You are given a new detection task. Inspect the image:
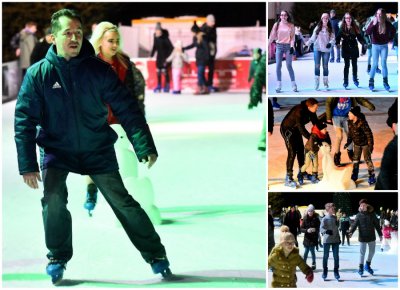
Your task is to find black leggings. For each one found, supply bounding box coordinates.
[343,57,358,80]
[280,126,305,177]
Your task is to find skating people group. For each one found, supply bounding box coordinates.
[278,97,397,189]
[268,8,397,93]
[269,199,396,287]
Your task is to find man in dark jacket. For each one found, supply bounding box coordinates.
[348,199,382,276]
[14,9,170,285]
[284,206,301,247]
[280,98,320,187]
[150,22,173,92]
[329,9,341,63]
[201,14,218,92]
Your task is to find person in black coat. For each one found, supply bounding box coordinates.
[150,22,173,92]
[30,27,52,65]
[329,10,341,62]
[284,206,301,247]
[300,204,320,270]
[336,12,366,88]
[280,98,320,187]
[201,14,218,91]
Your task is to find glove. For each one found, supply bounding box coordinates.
[344,142,351,150]
[306,270,314,283]
[326,43,332,49]
[289,47,295,55]
[325,230,333,235]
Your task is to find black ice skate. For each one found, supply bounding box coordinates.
[46,259,66,285]
[334,269,340,281]
[150,257,173,279]
[358,264,364,276]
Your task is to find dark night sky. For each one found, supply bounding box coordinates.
[269,192,398,213]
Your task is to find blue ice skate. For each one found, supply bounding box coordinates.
[285,175,297,188]
[358,264,364,276]
[334,270,340,281]
[153,85,161,93]
[383,78,390,92]
[364,262,374,275]
[151,257,173,279]
[322,268,328,281]
[368,174,376,186]
[163,84,170,93]
[368,78,374,92]
[353,76,359,87]
[46,259,66,285]
[84,183,98,217]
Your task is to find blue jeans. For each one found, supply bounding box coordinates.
[370,44,388,78]
[367,47,373,66]
[314,50,330,76]
[41,168,166,262]
[330,45,341,61]
[275,43,295,81]
[304,245,316,265]
[323,243,340,270]
[197,64,206,86]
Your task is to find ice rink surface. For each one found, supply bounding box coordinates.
[2,91,266,288]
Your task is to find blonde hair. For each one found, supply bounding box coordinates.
[90,21,128,69]
[279,225,293,243]
[280,231,295,245]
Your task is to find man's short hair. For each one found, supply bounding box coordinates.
[325,202,335,210]
[51,9,82,35]
[306,97,319,107]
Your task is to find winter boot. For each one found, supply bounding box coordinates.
[314,76,320,91]
[334,152,341,166]
[163,83,170,93]
[312,262,316,270]
[353,76,359,87]
[292,81,298,92]
[334,269,340,280]
[351,167,359,182]
[285,174,297,188]
[368,172,376,185]
[84,183,98,217]
[311,172,320,184]
[376,67,381,74]
[150,257,173,278]
[322,268,328,280]
[153,84,161,93]
[358,264,364,276]
[323,76,329,91]
[276,81,282,93]
[383,77,390,91]
[343,78,349,89]
[347,149,354,161]
[368,78,374,91]
[364,261,374,275]
[367,64,371,73]
[46,259,66,285]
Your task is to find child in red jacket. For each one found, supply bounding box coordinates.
[381,219,394,251]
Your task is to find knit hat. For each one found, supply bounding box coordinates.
[175,40,182,48]
[191,21,200,33]
[206,14,216,24]
[350,106,362,118]
[359,198,368,205]
[384,219,390,226]
[307,204,315,212]
[316,122,327,131]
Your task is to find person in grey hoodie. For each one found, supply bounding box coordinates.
[320,202,341,280]
[348,199,382,276]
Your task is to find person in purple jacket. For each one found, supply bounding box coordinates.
[366,8,396,92]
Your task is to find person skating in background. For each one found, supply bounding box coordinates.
[201,14,218,92]
[348,199,382,276]
[299,122,331,184]
[151,22,173,93]
[166,40,189,94]
[336,12,366,89]
[14,9,170,284]
[268,10,298,93]
[329,9,341,63]
[249,52,265,109]
[300,204,320,270]
[19,21,38,77]
[248,48,262,83]
[284,205,301,247]
[306,13,335,91]
[294,26,305,58]
[320,202,341,281]
[365,8,396,91]
[381,219,394,251]
[184,21,210,95]
[325,97,375,167]
[280,98,319,187]
[344,106,376,185]
[30,27,52,65]
[268,226,314,287]
[339,211,351,246]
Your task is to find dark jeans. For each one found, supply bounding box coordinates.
[343,57,358,80]
[341,230,350,245]
[280,127,305,177]
[323,243,340,270]
[304,245,316,264]
[206,56,215,87]
[197,64,206,86]
[41,168,166,263]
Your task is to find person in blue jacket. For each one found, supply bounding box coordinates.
[14,9,171,285]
